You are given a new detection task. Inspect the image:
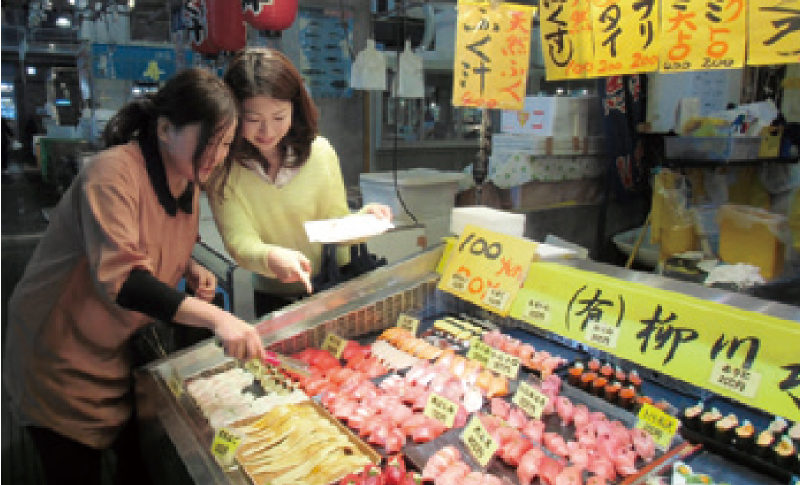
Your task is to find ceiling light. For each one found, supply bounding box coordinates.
[55,16,71,28]
[26,66,37,76]
[129,0,135,8]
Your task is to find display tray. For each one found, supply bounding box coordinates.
[404,377,685,485]
[232,400,380,485]
[680,427,798,483]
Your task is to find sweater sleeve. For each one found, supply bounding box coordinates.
[207,173,279,277]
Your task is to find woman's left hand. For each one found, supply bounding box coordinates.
[186,260,217,302]
[361,203,393,221]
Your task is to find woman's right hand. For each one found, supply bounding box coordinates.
[173,297,267,362]
[266,247,313,294]
[213,312,266,362]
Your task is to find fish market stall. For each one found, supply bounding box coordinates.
[135,238,800,485]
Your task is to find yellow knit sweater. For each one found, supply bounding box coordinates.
[208,136,351,293]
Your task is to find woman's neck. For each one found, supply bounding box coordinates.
[160,147,190,198]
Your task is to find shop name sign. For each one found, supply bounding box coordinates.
[510,262,800,421]
[439,224,537,316]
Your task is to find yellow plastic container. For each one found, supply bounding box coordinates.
[718,205,787,280]
[659,223,696,261]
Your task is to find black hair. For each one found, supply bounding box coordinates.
[103,68,237,179]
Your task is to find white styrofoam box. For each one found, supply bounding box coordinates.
[500,96,597,137]
[360,168,465,228]
[450,206,526,238]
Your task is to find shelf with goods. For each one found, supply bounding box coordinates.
[135,233,799,485]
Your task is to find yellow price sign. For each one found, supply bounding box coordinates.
[585,321,621,350]
[438,224,537,316]
[210,427,242,467]
[709,361,762,399]
[321,333,348,359]
[461,415,499,467]
[523,298,551,324]
[166,367,183,398]
[636,403,679,451]
[467,337,494,365]
[423,393,458,428]
[396,314,420,336]
[512,381,549,420]
[486,349,521,380]
[748,1,800,66]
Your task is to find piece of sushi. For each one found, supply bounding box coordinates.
[755,429,776,460]
[733,419,755,452]
[773,434,797,468]
[714,412,738,444]
[699,407,722,436]
[682,401,704,431]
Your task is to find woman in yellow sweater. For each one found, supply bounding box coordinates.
[208,48,391,315]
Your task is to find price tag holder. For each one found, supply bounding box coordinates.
[709,361,761,398]
[486,349,520,380]
[211,427,242,468]
[321,333,348,359]
[166,367,183,398]
[467,337,493,365]
[512,381,549,420]
[461,415,498,468]
[636,403,679,451]
[438,224,537,316]
[396,313,420,336]
[423,393,458,428]
[585,321,621,350]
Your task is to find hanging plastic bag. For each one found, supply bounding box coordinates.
[350,39,387,91]
[394,40,424,98]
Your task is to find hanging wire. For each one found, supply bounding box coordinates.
[392,0,418,224]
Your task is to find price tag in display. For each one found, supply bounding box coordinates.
[166,367,183,398]
[321,333,348,359]
[461,415,499,467]
[423,393,458,428]
[709,361,761,398]
[636,403,679,451]
[467,337,494,365]
[524,298,551,324]
[244,358,266,377]
[210,427,242,467]
[486,349,521,380]
[438,224,537,316]
[396,314,420,336]
[512,381,549,420]
[585,321,621,350]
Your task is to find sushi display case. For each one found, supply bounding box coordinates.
[135,245,800,485]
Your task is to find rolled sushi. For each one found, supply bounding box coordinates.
[733,419,755,452]
[700,407,723,436]
[682,401,704,431]
[714,413,738,444]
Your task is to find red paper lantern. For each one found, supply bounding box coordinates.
[207,0,246,52]
[242,0,298,31]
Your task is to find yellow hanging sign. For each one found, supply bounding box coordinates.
[510,262,800,421]
[748,0,800,66]
[540,0,595,80]
[438,224,537,316]
[660,0,746,72]
[453,2,537,109]
[589,0,660,77]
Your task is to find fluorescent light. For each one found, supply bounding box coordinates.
[55,16,71,28]
[68,0,75,5]
[129,0,135,8]
[26,66,37,76]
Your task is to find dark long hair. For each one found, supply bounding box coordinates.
[220,48,318,177]
[103,68,237,179]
